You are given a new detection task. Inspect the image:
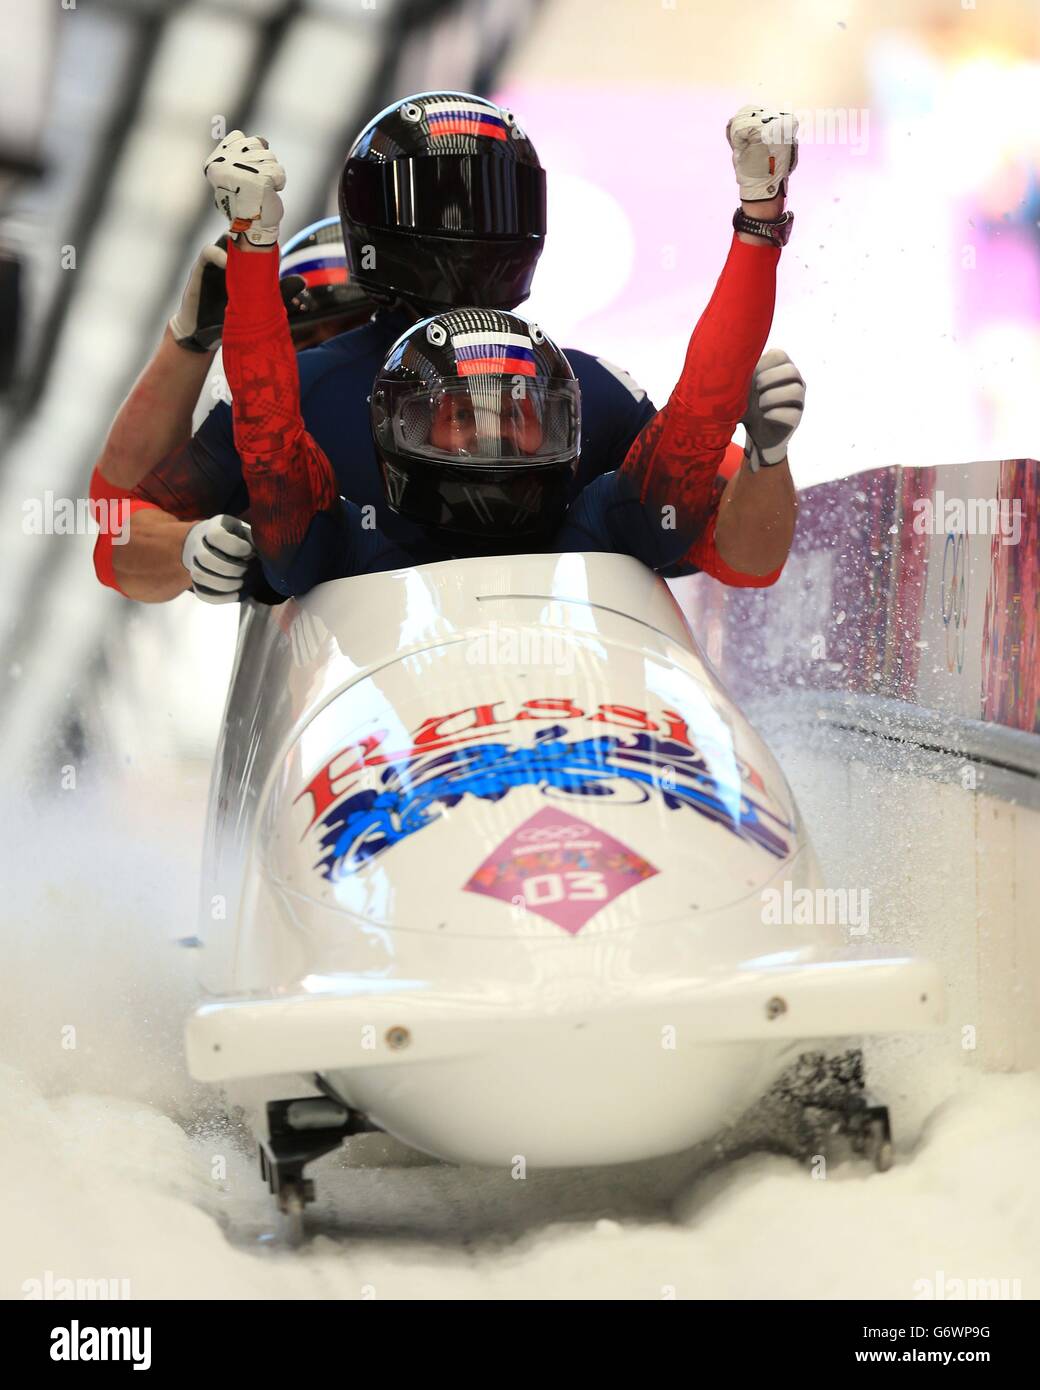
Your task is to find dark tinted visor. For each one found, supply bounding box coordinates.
[343,156,546,237]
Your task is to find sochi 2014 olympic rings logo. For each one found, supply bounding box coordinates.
[515,824,595,846]
[941,530,969,674]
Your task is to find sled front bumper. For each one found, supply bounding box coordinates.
[186,948,943,1084]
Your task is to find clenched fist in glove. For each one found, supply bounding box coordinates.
[741,348,805,472]
[727,105,799,201]
[204,131,285,246]
[181,514,255,604]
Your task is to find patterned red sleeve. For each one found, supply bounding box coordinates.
[619,234,779,563]
[221,240,337,576]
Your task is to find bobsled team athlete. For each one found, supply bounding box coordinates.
[91,93,655,603]
[201,106,803,595]
[88,209,379,601]
[90,93,797,603]
[278,216,380,348]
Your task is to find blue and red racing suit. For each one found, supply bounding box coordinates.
[93,237,783,595]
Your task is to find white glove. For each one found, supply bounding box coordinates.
[203,131,285,247]
[169,240,228,352]
[727,105,799,201]
[182,515,255,604]
[741,348,805,471]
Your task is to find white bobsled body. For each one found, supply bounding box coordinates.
[186,552,941,1167]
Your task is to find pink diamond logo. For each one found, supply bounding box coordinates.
[463,806,658,934]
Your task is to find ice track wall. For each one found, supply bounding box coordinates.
[674,460,1040,1072]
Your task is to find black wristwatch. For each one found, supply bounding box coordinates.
[732,207,795,248]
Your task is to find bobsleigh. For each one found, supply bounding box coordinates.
[185,551,943,1224]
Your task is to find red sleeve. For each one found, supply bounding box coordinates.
[89,467,135,507]
[619,234,778,556]
[89,472,161,593]
[221,241,336,575]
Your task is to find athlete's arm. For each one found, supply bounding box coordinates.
[93,243,229,495]
[107,506,194,602]
[91,243,254,598]
[696,348,803,577]
[665,348,804,582]
[97,412,253,599]
[225,248,408,590]
[616,229,782,570]
[94,136,283,600]
[94,329,213,495]
[615,105,799,578]
[683,464,796,585]
[96,128,291,599]
[221,235,345,584]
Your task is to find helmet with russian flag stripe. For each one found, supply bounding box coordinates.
[370,307,579,537]
[339,91,545,313]
[278,216,377,343]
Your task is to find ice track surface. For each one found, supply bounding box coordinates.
[2,760,1038,1301]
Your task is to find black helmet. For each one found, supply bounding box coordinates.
[340,92,546,312]
[371,308,580,538]
[278,216,377,344]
